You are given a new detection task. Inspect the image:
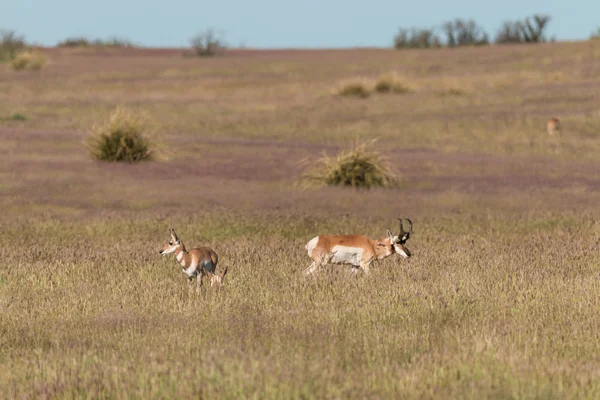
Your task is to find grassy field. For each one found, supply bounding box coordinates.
[1,42,600,398]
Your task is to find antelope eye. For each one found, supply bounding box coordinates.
[169,241,173,245]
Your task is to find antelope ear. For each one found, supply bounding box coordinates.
[387,229,394,240]
[170,228,179,242]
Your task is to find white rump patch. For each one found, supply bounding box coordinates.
[306,236,319,257]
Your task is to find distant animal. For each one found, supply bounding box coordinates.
[547,117,560,135]
[304,218,413,275]
[159,228,226,287]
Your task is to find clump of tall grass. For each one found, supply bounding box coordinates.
[301,140,399,189]
[0,112,26,121]
[335,81,371,98]
[86,107,156,163]
[10,50,45,70]
[374,74,411,94]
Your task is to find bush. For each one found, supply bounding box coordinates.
[97,37,135,48]
[336,81,371,98]
[591,27,600,40]
[57,36,135,48]
[57,37,91,47]
[374,74,411,94]
[11,51,45,70]
[86,108,155,163]
[190,29,225,56]
[443,19,489,47]
[495,15,551,44]
[0,29,26,61]
[0,113,27,121]
[394,28,441,49]
[301,140,399,189]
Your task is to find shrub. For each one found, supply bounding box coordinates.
[0,113,27,121]
[394,28,442,49]
[301,140,399,189]
[0,29,26,61]
[57,37,91,47]
[97,37,135,48]
[443,19,489,47]
[336,81,371,98]
[86,107,155,163]
[591,27,600,40]
[190,29,226,56]
[374,74,411,94]
[11,51,45,70]
[57,36,135,48]
[495,15,552,44]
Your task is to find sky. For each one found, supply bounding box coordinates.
[2,0,597,48]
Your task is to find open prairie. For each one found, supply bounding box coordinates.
[1,42,600,398]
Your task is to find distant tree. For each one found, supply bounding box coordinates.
[0,29,26,61]
[190,29,226,56]
[394,28,441,49]
[591,27,600,40]
[443,19,489,47]
[495,15,552,44]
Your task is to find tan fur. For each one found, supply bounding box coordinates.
[547,117,560,135]
[305,222,412,276]
[206,266,228,288]
[159,228,224,287]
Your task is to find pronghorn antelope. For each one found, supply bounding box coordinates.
[547,117,560,135]
[304,218,413,275]
[159,228,226,287]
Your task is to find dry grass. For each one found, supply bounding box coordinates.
[1,42,600,398]
[10,50,46,70]
[1,210,600,398]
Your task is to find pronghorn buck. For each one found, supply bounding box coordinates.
[159,228,227,287]
[304,218,413,275]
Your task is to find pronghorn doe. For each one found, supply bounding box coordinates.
[159,228,227,287]
[304,218,413,275]
[547,117,560,135]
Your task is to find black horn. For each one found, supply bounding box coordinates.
[404,218,413,239]
[398,218,412,241]
[397,217,405,236]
